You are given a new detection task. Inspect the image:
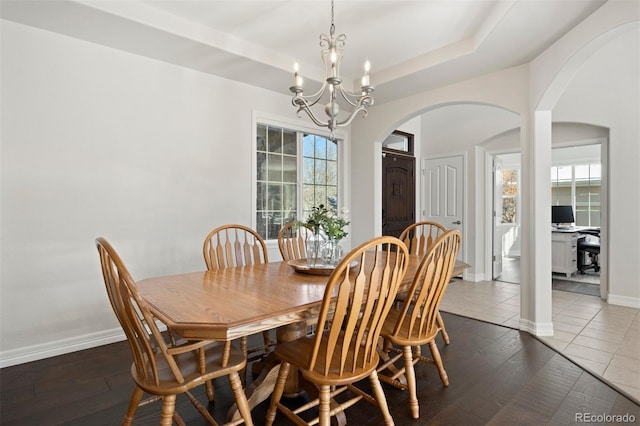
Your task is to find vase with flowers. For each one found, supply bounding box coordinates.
[297,204,350,267]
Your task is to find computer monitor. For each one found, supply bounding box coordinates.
[552,205,575,228]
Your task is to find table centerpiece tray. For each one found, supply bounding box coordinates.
[287,259,358,275]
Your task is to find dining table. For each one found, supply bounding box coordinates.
[136,254,470,421]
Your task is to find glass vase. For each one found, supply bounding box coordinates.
[306,231,325,268]
[322,238,343,267]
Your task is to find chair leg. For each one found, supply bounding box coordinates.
[160,394,177,426]
[369,369,394,426]
[228,371,254,426]
[402,345,419,419]
[198,347,215,402]
[318,384,332,426]
[436,311,450,344]
[428,340,449,386]
[265,362,290,426]
[123,386,144,425]
[240,336,248,385]
[262,330,274,350]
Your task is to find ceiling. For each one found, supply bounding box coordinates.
[2,0,606,105]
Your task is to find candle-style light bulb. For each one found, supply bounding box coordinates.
[293,62,303,88]
[361,60,371,87]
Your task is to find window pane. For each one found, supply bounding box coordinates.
[267,153,281,181]
[283,184,297,221]
[303,184,314,210]
[256,212,267,238]
[314,158,327,185]
[327,160,337,187]
[556,166,572,181]
[257,152,267,181]
[283,156,297,183]
[283,130,297,155]
[551,186,572,205]
[550,154,601,227]
[327,186,338,209]
[575,164,590,180]
[314,186,327,208]
[303,158,314,184]
[590,209,600,227]
[502,198,516,223]
[257,125,267,151]
[327,140,337,160]
[268,128,282,153]
[314,136,326,158]
[267,183,282,211]
[303,135,315,157]
[257,182,267,210]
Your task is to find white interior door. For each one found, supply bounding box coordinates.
[423,155,464,260]
[493,156,503,279]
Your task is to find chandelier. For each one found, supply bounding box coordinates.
[289,0,374,140]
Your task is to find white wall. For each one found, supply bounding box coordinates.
[0,20,310,364]
[552,28,640,305]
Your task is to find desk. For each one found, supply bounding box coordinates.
[136,257,470,418]
[551,227,599,278]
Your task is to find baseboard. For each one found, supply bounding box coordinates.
[519,318,554,336]
[607,294,640,309]
[0,327,126,368]
[460,271,484,282]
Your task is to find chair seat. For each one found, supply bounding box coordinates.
[381,309,439,346]
[132,342,246,395]
[578,240,600,253]
[274,333,380,386]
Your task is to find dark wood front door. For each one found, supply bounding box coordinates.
[382,152,415,238]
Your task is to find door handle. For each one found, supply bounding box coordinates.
[452,220,461,225]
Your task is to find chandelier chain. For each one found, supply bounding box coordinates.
[330,0,335,36]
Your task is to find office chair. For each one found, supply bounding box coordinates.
[578,229,600,274]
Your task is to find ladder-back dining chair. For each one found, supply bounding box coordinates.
[398,221,451,344]
[377,230,461,419]
[278,222,320,335]
[277,221,312,261]
[202,224,273,364]
[265,236,410,426]
[96,237,254,426]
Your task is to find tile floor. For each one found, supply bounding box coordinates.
[440,278,640,404]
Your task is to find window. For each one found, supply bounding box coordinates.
[256,123,340,240]
[502,169,519,224]
[551,163,601,227]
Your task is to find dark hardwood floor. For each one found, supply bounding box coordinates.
[2,313,638,425]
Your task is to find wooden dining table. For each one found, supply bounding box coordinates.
[136,255,470,420]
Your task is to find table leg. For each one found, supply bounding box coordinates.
[227,320,307,422]
[276,321,307,398]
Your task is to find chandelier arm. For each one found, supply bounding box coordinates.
[338,85,372,100]
[336,85,363,108]
[292,97,330,127]
[296,83,328,108]
[334,105,368,127]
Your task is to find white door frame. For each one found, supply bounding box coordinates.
[484,140,607,298]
